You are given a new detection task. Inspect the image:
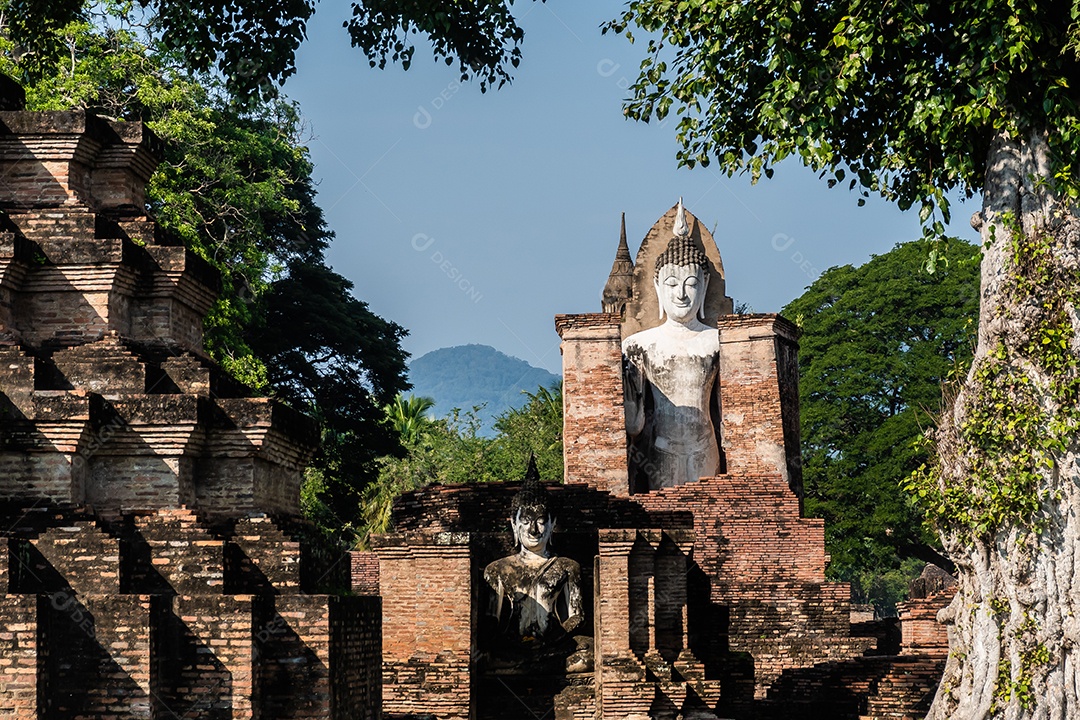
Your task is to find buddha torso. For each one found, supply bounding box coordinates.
[623,322,721,489]
[484,553,582,642]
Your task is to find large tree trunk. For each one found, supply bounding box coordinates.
[927,129,1080,720]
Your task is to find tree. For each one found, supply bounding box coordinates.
[384,394,437,445]
[489,383,564,481]
[359,383,563,546]
[359,404,493,546]
[608,3,1080,717]
[0,6,409,543]
[784,239,980,613]
[2,0,540,100]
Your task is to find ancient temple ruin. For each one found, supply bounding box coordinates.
[0,71,955,719]
[0,77,378,718]
[361,202,955,719]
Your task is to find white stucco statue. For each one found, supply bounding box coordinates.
[483,465,583,645]
[622,202,722,490]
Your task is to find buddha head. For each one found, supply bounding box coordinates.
[654,234,710,324]
[510,458,554,556]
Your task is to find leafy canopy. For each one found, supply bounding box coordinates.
[359,384,563,546]
[606,1,1080,229]
[784,238,980,608]
[4,0,541,100]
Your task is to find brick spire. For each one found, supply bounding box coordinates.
[601,212,634,315]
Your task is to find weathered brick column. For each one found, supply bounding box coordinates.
[717,313,803,498]
[898,588,956,656]
[375,532,474,720]
[595,529,647,716]
[555,313,629,496]
[0,594,37,713]
[594,528,721,718]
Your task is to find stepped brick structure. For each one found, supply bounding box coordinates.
[0,80,379,718]
[364,204,951,719]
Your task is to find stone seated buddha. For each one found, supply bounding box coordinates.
[481,460,591,673]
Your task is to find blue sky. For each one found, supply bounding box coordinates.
[284,1,980,376]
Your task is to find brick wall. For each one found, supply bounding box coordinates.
[350,551,380,595]
[258,594,334,719]
[384,473,875,703]
[555,313,629,496]
[898,589,955,656]
[126,508,225,594]
[637,474,825,585]
[717,314,803,497]
[0,95,380,720]
[37,593,153,720]
[329,595,382,720]
[0,594,36,713]
[637,473,874,692]
[376,533,474,720]
[166,594,256,719]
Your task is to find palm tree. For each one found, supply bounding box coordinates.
[384,394,435,445]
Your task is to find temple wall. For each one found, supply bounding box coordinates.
[637,474,873,693]
[898,589,955,656]
[0,594,38,713]
[637,474,825,584]
[329,595,383,720]
[717,314,803,497]
[376,533,474,720]
[555,313,629,496]
[350,550,381,595]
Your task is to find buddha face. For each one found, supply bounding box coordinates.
[512,505,553,555]
[656,262,708,323]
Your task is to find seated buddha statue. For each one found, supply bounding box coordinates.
[482,459,589,672]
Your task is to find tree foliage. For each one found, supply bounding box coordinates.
[606,1,1080,232]
[384,394,437,445]
[3,0,541,100]
[0,4,409,540]
[784,239,980,610]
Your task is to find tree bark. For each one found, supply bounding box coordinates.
[927,128,1080,720]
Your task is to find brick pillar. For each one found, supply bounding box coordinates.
[259,595,333,719]
[595,529,650,716]
[375,533,473,720]
[350,551,380,595]
[555,313,629,495]
[170,595,256,719]
[717,313,803,498]
[898,588,955,656]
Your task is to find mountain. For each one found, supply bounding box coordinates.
[407,345,560,434]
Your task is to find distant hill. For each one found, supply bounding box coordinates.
[408,345,560,435]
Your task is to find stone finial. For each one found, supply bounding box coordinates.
[673,197,689,238]
[0,73,25,111]
[601,212,635,314]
